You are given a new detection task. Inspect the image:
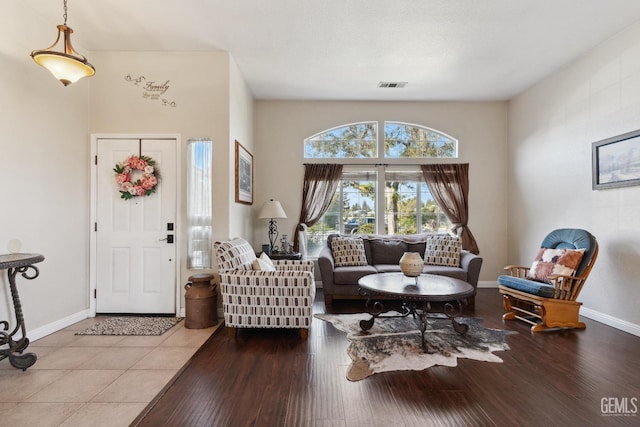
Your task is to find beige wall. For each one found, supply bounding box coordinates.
[228,58,255,239]
[253,101,509,283]
[89,50,232,249]
[508,22,640,329]
[1,3,91,332]
[89,50,254,310]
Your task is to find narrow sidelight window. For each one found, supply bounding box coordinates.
[187,139,213,269]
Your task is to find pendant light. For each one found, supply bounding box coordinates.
[30,0,95,86]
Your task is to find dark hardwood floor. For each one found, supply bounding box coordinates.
[133,289,640,427]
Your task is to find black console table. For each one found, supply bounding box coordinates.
[0,253,44,370]
[269,252,302,261]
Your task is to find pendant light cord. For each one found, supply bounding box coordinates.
[63,0,68,25]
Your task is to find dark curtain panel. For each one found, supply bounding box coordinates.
[293,164,344,256]
[421,163,479,254]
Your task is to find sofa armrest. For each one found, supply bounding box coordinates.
[460,250,483,288]
[317,245,335,289]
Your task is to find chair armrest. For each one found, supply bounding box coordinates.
[220,269,313,281]
[548,273,588,300]
[503,265,530,278]
[219,270,315,298]
[273,259,314,272]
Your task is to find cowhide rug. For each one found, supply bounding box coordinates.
[315,312,516,381]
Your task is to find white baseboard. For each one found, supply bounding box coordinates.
[580,307,640,337]
[29,309,91,342]
[477,280,497,288]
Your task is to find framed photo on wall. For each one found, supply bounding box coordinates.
[592,129,640,190]
[235,140,253,204]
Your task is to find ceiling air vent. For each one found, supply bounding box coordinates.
[378,81,407,88]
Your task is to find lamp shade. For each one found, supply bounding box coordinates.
[258,200,287,219]
[31,19,95,86]
[32,50,95,86]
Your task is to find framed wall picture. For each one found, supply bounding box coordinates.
[592,129,640,190]
[235,140,253,204]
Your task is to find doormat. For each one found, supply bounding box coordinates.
[315,312,516,381]
[75,317,183,336]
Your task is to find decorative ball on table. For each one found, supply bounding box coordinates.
[399,252,423,277]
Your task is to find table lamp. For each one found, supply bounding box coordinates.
[258,199,287,254]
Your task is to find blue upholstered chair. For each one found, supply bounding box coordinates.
[498,229,598,332]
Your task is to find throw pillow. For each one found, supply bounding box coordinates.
[331,237,368,267]
[369,239,408,265]
[527,247,585,283]
[252,252,276,271]
[423,234,461,267]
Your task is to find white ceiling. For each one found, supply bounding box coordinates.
[22,0,640,101]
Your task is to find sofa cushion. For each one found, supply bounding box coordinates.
[407,241,427,255]
[331,237,368,267]
[369,239,408,265]
[215,238,256,272]
[527,248,585,283]
[498,275,555,298]
[334,265,378,285]
[424,234,461,267]
[374,264,403,273]
[422,265,467,281]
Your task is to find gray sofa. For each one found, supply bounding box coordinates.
[318,233,483,306]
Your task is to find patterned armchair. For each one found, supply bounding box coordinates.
[214,238,316,338]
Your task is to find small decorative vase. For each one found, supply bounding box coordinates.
[399,252,423,277]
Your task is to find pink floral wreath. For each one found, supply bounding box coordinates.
[113,155,159,200]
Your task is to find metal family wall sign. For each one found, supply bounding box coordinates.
[124,74,177,107]
[592,129,640,190]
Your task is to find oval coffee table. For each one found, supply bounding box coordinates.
[358,273,475,352]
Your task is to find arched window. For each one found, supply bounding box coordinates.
[304,121,457,160]
[304,121,457,257]
[384,122,457,158]
[304,122,377,158]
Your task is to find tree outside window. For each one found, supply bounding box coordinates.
[304,121,457,257]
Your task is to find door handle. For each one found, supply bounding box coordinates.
[159,235,174,243]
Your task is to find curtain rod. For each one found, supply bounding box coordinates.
[303,162,468,166]
[303,163,389,166]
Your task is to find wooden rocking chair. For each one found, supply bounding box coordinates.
[498,229,598,332]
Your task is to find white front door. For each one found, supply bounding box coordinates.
[95,138,177,313]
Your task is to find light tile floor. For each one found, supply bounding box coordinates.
[0,317,220,426]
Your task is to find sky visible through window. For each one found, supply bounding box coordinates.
[303,121,456,257]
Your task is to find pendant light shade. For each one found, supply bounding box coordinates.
[30,1,95,86]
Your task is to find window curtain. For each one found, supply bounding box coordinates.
[420,163,479,254]
[186,139,213,268]
[293,164,344,257]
